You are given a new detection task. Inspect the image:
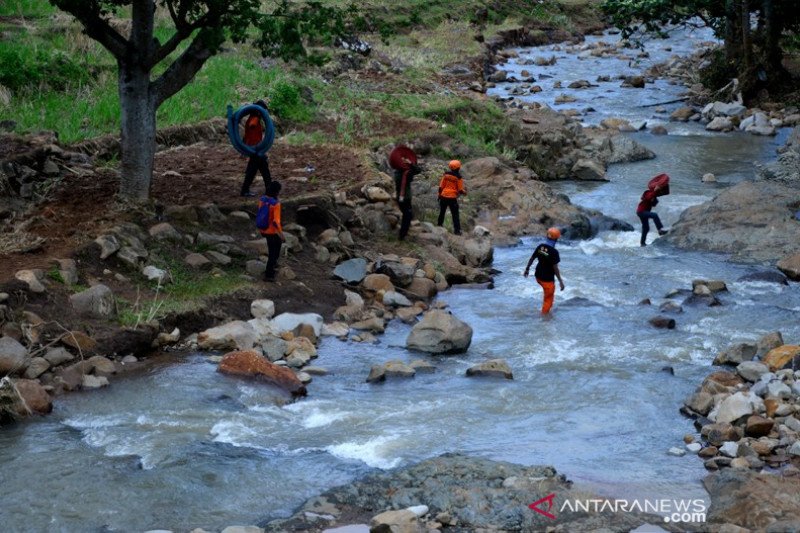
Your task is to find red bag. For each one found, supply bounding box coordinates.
[389,145,417,171]
[648,173,670,196]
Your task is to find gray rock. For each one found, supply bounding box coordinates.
[14,270,45,293]
[409,360,436,373]
[246,260,267,277]
[196,232,234,246]
[383,291,412,307]
[738,271,789,285]
[221,527,264,533]
[23,357,50,379]
[737,361,770,382]
[714,392,762,424]
[95,234,120,259]
[43,347,74,366]
[706,116,735,131]
[185,253,211,270]
[142,265,169,284]
[466,359,513,379]
[715,343,757,365]
[719,441,739,458]
[261,336,288,362]
[406,310,473,354]
[251,299,275,320]
[148,222,182,241]
[766,380,792,399]
[384,360,416,378]
[667,447,686,457]
[82,374,110,389]
[756,331,783,357]
[375,259,416,287]
[571,158,606,181]
[271,313,324,337]
[205,250,232,265]
[54,258,79,286]
[0,336,28,375]
[684,391,713,415]
[117,245,148,268]
[69,284,116,319]
[606,135,655,164]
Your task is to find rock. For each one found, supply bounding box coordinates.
[570,158,606,181]
[702,173,716,183]
[43,347,74,366]
[344,290,364,308]
[95,234,121,259]
[82,374,110,389]
[659,301,683,314]
[762,345,800,371]
[703,469,800,529]
[790,442,800,456]
[185,253,212,270]
[466,359,513,379]
[409,360,435,373]
[667,447,686,457]
[218,350,306,396]
[198,321,257,351]
[624,75,645,88]
[142,265,169,284]
[701,423,742,446]
[271,313,323,338]
[333,258,368,284]
[221,526,265,533]
[383,291,412,307]
[0,336,28,375]
[69,284,116,319]
[15,270,45,293]
[487,70,507,82]
[693,279,728,293]
[651,125,668,135]
[715,343,757,366]
[648,316,675,329]
[60,331,96,352]
[706,117,735,131]
[321,322,349,337]
[364,186,391,203]
[737,361,770,382]
[4,378,52,416]
[684,391,714,415]
[745,415,774,437]
[738,270,789,284]
[714,391,763,424]
[383,360,416,379]
[756,331,783,357]
[406,310,472,354]
[197,232,235,247]
[251,299,276,320]
[777,253,800,281]
[246,260,267,277]
[670,107,695,121]
[405,278,437,300]
[351,316,385,333]
[606,135,656,164]
[375,259,416,287]
[703,101,747,118]
[766,380,791,399]
[206,251,232,265]
[370,509,419,532]
[362,274,394,293]
[261,336,289,362]
[148,222,182,241]
[448,236,494,268]
[23,357,50,379]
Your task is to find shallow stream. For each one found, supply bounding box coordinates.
[1,27,799,532]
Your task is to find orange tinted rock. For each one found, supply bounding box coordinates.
[218,350,306,396]
[12,379,53,415]
[762,345,800,371]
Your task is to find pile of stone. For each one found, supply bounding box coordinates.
[680,331,800,472]
[668,100,797,136]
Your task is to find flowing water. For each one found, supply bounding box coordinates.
[2,28,800,533]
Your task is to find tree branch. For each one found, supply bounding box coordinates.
[151,29,217,106]
[54,1,129,59]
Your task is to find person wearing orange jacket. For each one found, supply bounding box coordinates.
[523,227,566,315]
[241,100,272,197]
[437,160,467,235]
[257,181,285,282]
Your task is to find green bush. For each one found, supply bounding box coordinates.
[0,45,88,93]
[699,49,738,91]
[268,79,313,122]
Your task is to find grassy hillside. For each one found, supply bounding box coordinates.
[0,0,600,151]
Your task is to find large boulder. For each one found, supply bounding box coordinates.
[69,284,116,319]
[466,359,513,379]
[761,345,800,371]
[406,310,473,354]
[702,101,747,119]
[704,470,800,530]
[714,343,757,366]
[777,253,800,281]
[198,321,257,351]
[0,336,28,376]
[447,236,493,268]
[218,350,306,396]
[712,391,764,425]
[605,135,655,164]
[570,158,606,181]
[0,378,52,419]
[374,258,416,287]
[665,181,800,263]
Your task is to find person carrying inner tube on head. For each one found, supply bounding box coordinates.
[393,149,421,241]
[524,227,565,315]
[636,183,668,247]
[437,160,467,235]
[241,100,272,197]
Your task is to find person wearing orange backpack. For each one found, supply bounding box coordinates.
[241,100,272,197]
[437,160,467,235]
[256,181,285,281]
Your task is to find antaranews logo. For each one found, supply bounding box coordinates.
[528,494,707,525]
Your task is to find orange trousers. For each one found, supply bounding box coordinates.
[537,279,555,314]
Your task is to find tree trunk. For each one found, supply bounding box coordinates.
[118,63,157,201]
[762,0,785,78]
[740,0,752,69]
[724,0,741,62]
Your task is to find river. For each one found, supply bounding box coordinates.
[1,27,799,532]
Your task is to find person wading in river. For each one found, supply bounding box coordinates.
[240,100,272,197]
[637,175,669,247]
[256,181,285,282]
[437,160,467,235]
[523,227,566,315]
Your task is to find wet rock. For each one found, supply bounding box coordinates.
[659,301,683,314]
[570,158,606,181]
[351,316,385,334]
[713,391,763,425]
[405,278,437,300]
[221,525,265,533]
[706,117,735,131]
[756,331,783,357]
[198,321,257,351]
[777,253,800,281]
[701,422,743,446]
[333,258,368,284]
[406,310,472,354]
[14,269,45,293]
[702,173,716,183]
[703,101,747,119]
[466,359,513,379]
[670,107,695,121]
[648,316,675,329]
[693,279,728,293]
[82,374,110,389]
[605,135,656,164]
[362,274,394,293]
[623,75,645,88]
[684,391,714,416]
[383,291,412,308]
[714,343,757,366]
[271,313,323,338]
[762,345,800,371]
[409,360,435,373]
[261,336,289,362]
[487,70,507,83]
[745,415,774,437]
[251,299,276,320]
[737,270,789,285]
[69,284,116,319]
[2,378,52,417]
[218,350,306,396]
[185,253,212,270]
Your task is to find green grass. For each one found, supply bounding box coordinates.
[0,0,55,17]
